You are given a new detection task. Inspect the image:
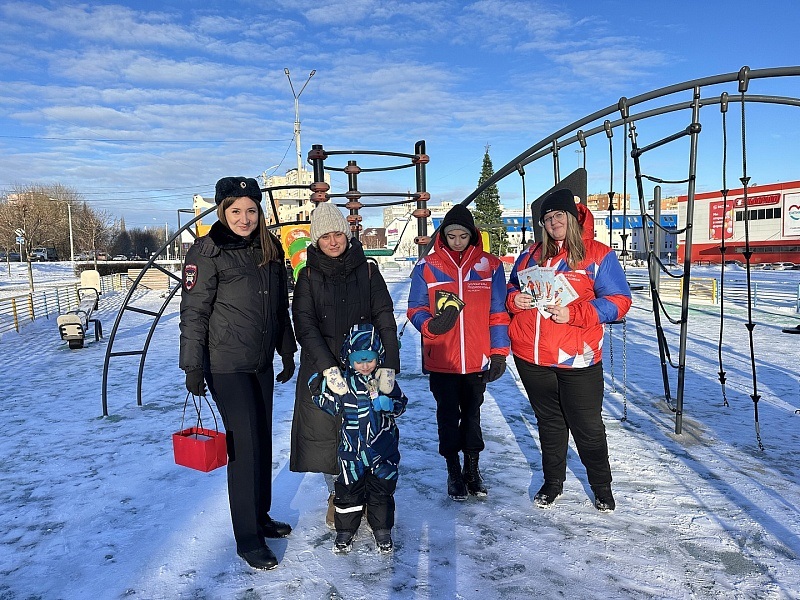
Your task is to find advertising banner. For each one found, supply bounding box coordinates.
[732,193,781,209]
[709,200,734,241]
[783,193,800,237]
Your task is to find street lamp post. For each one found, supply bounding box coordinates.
[66,203,74,265]
[284,68,316,176]
[51,198,75,265]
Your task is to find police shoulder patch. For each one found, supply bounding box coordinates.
[184,264,198,291]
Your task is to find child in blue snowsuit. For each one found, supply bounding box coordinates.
[311,323,408,554]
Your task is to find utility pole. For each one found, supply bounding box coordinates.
[284,68,316,177]
[66,202,74,266]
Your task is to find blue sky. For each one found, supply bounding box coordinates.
[1,0,799,229]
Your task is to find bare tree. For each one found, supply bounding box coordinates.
[75,204,115,268]
[0,183,115,285]
[398,240,417,259]
[0,186,57,289]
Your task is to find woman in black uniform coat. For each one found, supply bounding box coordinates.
[179,176,297,570]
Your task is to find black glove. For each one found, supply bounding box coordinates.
[427,305,460,335]
[275,354,295,384]
[185,369,206,396]
[486,354,507,382]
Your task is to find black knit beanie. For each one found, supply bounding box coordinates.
[440,204,478,246]
[539,188,579,223]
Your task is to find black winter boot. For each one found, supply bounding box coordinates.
[333,530,355,554]
[258,515,292,538]
[462,452,488,497]
[445,455,468,501]
[237,546,278,570]
[534,481,563,508]
[373,528,394,554]
[592,484,616,512]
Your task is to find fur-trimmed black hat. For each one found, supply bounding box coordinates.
[214,176,262,205]
[539,188,578,224]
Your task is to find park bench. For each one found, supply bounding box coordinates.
[127,268,172,290]
[57,270,103,349]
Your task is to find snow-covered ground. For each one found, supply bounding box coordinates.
[1,262,799,599]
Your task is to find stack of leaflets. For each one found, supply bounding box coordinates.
[516,265,578,317]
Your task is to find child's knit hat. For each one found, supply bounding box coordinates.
[340,323,385,369]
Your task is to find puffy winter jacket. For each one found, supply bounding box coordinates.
[407,213,510,374]
[506,203,631,368]
[179,221,296,374]
[313,370,407,485]
[290,238,400,474]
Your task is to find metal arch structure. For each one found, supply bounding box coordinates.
[100,205,214,416]
[101,141,430,416]
[455,65,800,443]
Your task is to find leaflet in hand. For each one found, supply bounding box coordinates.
[435,290,465,315]
[516,265,578,313]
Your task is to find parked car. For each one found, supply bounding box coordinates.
[112,254,128,261]
[96,251,109,261]
[30,247,59,262]
[8,252,21,262]
[770,262,795,270]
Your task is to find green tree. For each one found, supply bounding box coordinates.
[111,229,133,258]
[472,145,508,256]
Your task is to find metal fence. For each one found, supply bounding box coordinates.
[0,273,128,337]
[627,274,800,312]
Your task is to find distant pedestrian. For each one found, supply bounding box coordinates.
[506,188,631,511]
[311,323,408,554]
[179,176,297,570]
[407,204,510,501]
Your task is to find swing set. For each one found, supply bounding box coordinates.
[462,65,800,448]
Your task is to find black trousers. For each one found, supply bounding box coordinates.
[429,371,486,458]
[513,357,611,487]
[207,368,275,553]
[334,472,397,533]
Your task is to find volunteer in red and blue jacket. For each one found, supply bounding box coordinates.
[506,188,631,512]
[407,203,510,501]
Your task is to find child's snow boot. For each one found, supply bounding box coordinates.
[333,530,355,554]
[373,528,393,553]
[592,484,616,512]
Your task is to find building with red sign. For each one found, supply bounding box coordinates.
[676,180,800,264]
